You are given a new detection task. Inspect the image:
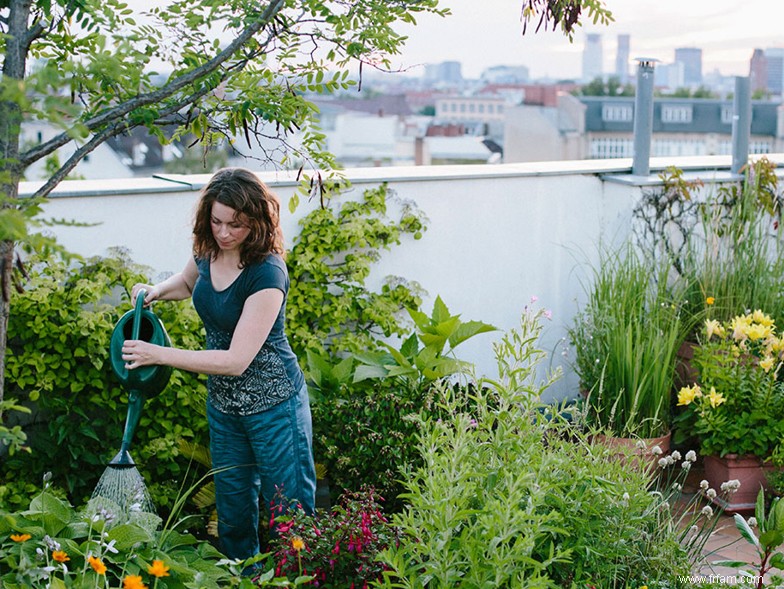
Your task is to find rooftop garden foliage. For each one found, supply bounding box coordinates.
[0,167,748,586]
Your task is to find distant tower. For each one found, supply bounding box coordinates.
[674,47,702,87]
[424,61,463,86]
[439,61,463,85]
[615,34,630,84]
[750,49,768,94]
[765,48,784,96]
[582,33,603,82]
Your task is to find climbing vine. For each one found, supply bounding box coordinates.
[286,183,428,359]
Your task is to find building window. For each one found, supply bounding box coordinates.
[661,105,693,123]
[653,139,705,157]
[468,103,475,113]
[459,103,466,113]
[718,140,732,155]
[478,104,485,114]
[590,137,633,158]
[601,104,633,122]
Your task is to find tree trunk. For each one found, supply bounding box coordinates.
[0,0,33,406]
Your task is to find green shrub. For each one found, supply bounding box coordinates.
[306,297,495,513]
[285,183,432,509]
[1,250,210,520]
[286,183,426,359]
[379,306,694,588]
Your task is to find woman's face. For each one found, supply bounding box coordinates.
[210,201,251,252]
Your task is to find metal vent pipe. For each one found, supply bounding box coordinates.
[731,76,751,175]
[632,58,657,177]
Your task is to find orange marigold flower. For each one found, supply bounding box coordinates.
[88,555,107,575]
[10,533,31,542]
[52,550,70,563]
[291,536,305,552]
[123,575,148,589]
[148,559,170,578]
[706,296,715,305]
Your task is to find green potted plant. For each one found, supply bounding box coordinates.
[569,244,685,451]
[675,309,784,511]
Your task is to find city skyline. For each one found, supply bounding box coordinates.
[390,0,784,81]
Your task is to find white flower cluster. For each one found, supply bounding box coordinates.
[720,479,742,494]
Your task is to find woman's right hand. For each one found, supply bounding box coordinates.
[131,283,158,307]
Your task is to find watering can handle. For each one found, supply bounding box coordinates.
[131,289,147,340]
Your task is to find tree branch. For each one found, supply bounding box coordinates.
[28,120,125,200]
[19,0,287,167]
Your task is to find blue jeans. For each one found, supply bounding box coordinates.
[207,383,316,564]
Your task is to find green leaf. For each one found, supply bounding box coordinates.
[772,496,784,533]
[399,332,419,360]
[382,341,414,369]
[431,295,451,324]
[331,356,355,384]
[712,559,750,568]
[107,523,154,549]
[448,320,498,349]
[756,487,767,531]
[407,308,430,331]
[734,513,760,549]
[759,529,784,551]
[27,493,73,534]
[353,364,389,382]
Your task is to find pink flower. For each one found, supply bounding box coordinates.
[276,521,294,534]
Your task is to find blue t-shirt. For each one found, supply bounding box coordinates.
[192,254,304,415]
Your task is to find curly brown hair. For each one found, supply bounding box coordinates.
[192,168,285,266]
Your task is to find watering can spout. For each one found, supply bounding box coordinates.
[108,389,144,467]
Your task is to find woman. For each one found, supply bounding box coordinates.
[122,167,316,567]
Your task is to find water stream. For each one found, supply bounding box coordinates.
[91,464,156,517]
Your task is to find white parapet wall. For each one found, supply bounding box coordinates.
[24,155,783,402]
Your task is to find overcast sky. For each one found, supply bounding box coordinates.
[390,0,784,80]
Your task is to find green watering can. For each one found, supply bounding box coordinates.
[107,290,172,467]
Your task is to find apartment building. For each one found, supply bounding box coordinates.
[504,95,784,163]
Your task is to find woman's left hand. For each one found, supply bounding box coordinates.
[122,340,160,369]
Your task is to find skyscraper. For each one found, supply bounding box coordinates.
[615,34,630,84]
[582,33,603,83]
[765,48,784,96]
[674,47,702,87]
[750,49,768,94]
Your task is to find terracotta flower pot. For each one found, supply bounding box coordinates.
[702,453,778,513]
[593,430,672,471]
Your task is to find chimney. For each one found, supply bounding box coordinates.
[632,57,657,177]
[731,76,751,175]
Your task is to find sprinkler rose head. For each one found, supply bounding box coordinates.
[108,448,136,468]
